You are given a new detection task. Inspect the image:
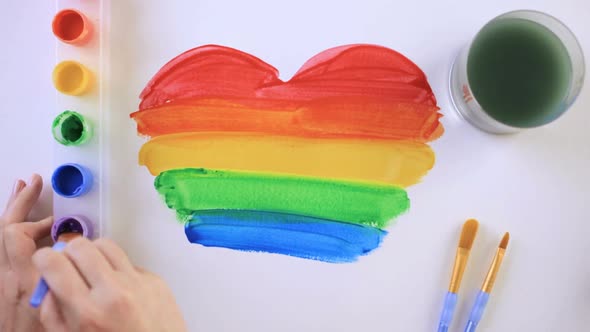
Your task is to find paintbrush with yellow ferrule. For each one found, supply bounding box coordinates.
[464,232,510,332]
[437,219,479,332]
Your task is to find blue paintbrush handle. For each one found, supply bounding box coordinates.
[29,242,67,308]
[464,290,490,332]
[437,291,458,332]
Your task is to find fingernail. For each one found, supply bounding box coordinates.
[28,174,38,185]
[13,180,25,194]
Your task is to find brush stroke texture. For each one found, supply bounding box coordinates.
[155,168,409,228]
[131,98,442,141]
[140,132,434,187]
[138,44,436,109]
[185,210,386,263]
[132,44,444,262]
[131,44,443,142]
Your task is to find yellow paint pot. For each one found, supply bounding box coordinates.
[52,61,93,96]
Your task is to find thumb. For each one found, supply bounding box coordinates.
[21,216,54,241]
[3,217,53,272]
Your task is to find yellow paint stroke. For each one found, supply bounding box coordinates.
[139,133,435,187]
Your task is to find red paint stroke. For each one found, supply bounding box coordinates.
[132,44,443,142]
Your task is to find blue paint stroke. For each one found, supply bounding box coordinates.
[184,210,387,263]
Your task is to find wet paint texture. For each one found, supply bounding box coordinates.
[132,44,444,262]
[137,45,437,109]
[52,111,91,146]
[140,133,434,187]
[186,210,386,263]
[132,99,442,141]
[131,44,443,142]
[156,169,409,228]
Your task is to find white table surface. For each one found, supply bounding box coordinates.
[1,1,589,331]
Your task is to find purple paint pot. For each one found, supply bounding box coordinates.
[51,215,94,242]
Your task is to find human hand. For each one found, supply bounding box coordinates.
[0,174,53,332]
[33,237,187,332]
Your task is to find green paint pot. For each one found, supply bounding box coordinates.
[52,111,91,146]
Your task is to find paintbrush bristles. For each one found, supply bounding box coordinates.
[459,219,479,250]
[448,219,479,293]
[499,232,510,249]
[481,231,510,293]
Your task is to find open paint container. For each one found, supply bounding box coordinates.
[52,9,93,45]
[52,0,110,238]
[51,163,93,198]
[52,111,92,146]
[52,60,93,96]
[51,215,94,241]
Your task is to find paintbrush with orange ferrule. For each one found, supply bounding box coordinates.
[464,232,510,332]
[437,219,479,332]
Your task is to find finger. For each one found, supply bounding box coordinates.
[93,238,135,273]
[134,266,162,284]
[3,179,26,212]
[0,279,16,328]
[134,265,148,274]
[2,174,43,225]
[40,292,69,332]
[0,230,8,267]
[2,270,18,304]
[63,237,115,287]
[4,217,53,270]
[18,216,53,241]
[3,224,36,271]
[32,247,89,308]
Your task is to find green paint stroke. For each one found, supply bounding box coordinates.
[155,168,410,228]
[52,111,91,146]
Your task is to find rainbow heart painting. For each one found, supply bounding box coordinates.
[131,44,443,263]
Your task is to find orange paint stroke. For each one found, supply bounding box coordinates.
[132,44,442,141]
[131,98,443,142]
[139,132,435,187]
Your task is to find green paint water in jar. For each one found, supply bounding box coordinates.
[450,10,585,134]
[467,18,573,128]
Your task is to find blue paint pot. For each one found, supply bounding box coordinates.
[51,163,93,198]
